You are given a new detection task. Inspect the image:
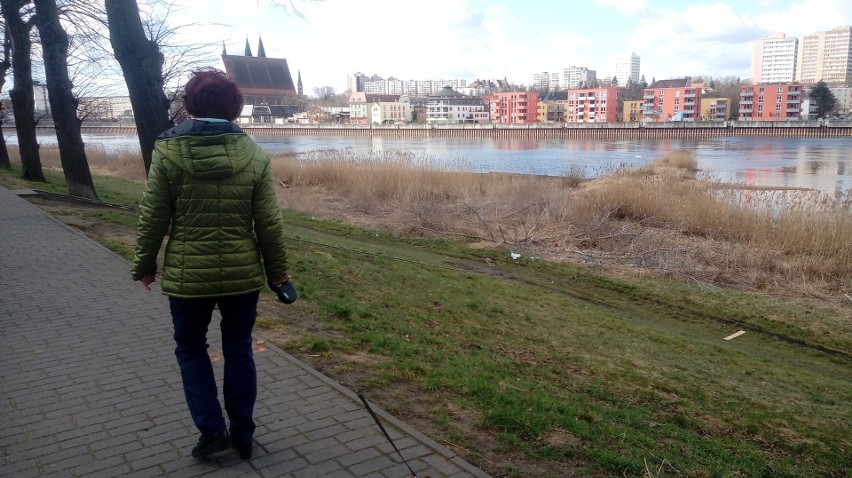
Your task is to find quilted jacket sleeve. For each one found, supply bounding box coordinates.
[252,155,289,282]
[130,151,174,281]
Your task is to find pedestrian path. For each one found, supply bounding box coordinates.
[0,185,489,478]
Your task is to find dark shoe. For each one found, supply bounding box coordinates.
[191,432,231,458]
[233,441,253,459]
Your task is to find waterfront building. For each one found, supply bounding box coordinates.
[738,83,804,120]
[349,92,401,124]
[371,95,412,124]
[77,96,134,122]
[829,86,852,115]
[488,91,540,123]
[751,33,798,84]
[537,91,567,122]
[797,26,852,86]
[221,35,298,106]
[642,79,703,122]
[622,100,644,122]
[699,96,730,121]
[425,86,489,124]
[614,53,640,87]
[566,87,620,123]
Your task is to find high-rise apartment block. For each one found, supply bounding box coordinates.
[614,52,640,87]
[797,26,852,86]
[751,33,798,84]
[562,66,597,89]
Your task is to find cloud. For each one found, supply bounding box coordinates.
[592,0,648,16]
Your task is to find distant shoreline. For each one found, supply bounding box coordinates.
[20,120,852,139]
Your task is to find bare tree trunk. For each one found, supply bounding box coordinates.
[105,0,172,175]
[33,0,97,199]
[0,30,12,169]
[1,0,45,181]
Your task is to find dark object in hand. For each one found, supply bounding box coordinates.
[269,280,297,304]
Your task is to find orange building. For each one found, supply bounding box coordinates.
[566,87,621,123]
[488,91,539,123]
[739,83,804,121]
[642,79,703,122]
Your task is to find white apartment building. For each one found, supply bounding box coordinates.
[751,33,798,83]
[614,53,640,86]
[370,95,412,124]
[797,26,852,86]
[532,72,561,90]
[426,86,489,124]
[362,77,466,97]
[562,66,597,88]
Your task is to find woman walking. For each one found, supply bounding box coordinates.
[131,68,290,460]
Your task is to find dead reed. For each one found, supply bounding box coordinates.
[270,149,852,295]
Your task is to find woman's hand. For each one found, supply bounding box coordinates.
[140,274,156,290]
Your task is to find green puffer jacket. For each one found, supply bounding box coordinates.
[130,119,288,298]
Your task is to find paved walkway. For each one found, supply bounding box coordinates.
[0,185,489,478]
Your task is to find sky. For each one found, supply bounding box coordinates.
[10,0,852,98]
[166,0,852,94]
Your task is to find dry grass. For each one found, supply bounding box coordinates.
[11,143,848,295]
[271,149,852,296]
[8,144,148,181]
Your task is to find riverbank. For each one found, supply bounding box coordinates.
[20,119,852,139]
[1,160,849,478]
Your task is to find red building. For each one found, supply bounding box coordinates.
[566,87,621,123]
[739,83,804,121]
[488,92,539,123]
[642,79,703,122]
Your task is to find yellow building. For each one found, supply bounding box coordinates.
[622,100,644,122]
[699,97,730,121]
[537,91,567,122]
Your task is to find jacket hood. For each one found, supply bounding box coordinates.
[154,119,254,180]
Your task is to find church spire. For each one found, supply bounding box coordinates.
[257,34,266,58]
[244,36,253,57]
[297,70,303,96]
[222,41,227,55]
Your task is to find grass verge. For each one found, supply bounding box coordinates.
[1,156,850,477]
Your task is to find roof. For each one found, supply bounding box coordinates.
[429,86,464,97]
[648,78,692,89]
[221,54,296,94]
[540,91,568,102]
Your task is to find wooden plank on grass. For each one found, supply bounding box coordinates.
[723,330,746,341]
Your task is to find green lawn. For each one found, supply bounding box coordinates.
[3,166,849,477]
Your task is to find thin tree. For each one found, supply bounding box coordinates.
[32,0,97,199]
[0,22,12,169]
[0,0,45,181]
[809,80,837,119]
[105,0,172,175]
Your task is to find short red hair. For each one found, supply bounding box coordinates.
[182,68,244,121]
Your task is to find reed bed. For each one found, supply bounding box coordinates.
[271,149,852,295]
[7,144,148,181]
[10,143,848,294]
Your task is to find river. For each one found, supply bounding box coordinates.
[9,131,852,194]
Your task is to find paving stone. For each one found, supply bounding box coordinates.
[0,186,486,478]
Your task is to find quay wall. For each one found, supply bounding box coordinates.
[35,121,852,139]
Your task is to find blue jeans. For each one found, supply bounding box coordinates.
[169,292,259,445]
